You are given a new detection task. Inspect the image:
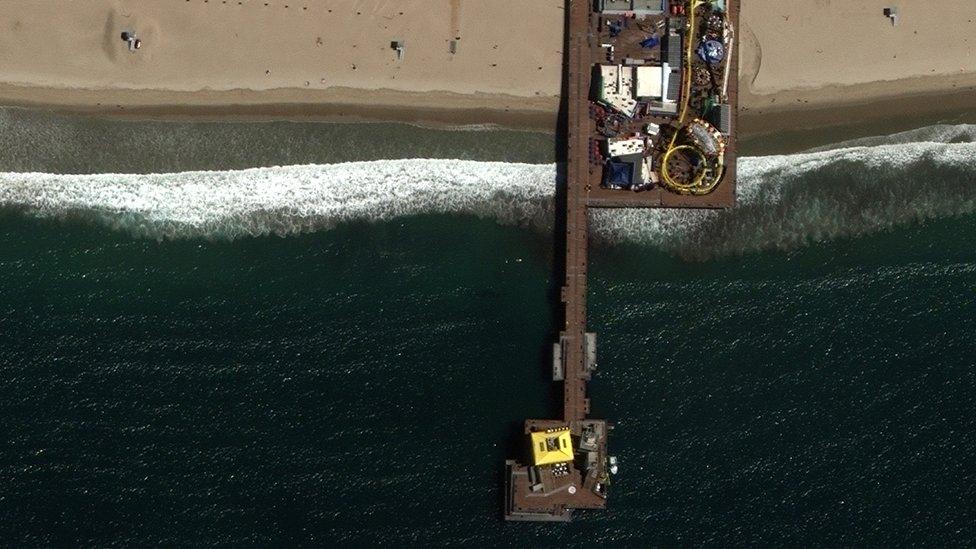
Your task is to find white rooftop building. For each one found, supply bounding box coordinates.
[599,63,678,117]
[607,137,645,157]
[635,63,679,104]
[599,0,666,15]
[598,65,638,117]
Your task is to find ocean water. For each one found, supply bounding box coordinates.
[1,109,974,545]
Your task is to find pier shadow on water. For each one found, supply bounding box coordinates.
[497,1,572,521]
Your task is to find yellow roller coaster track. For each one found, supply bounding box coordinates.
[660,0,725,196]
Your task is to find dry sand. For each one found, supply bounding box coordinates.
[739,0,976,133]
[0,0,974,130]
[0,0,565,123]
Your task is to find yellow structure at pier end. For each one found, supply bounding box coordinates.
[530,429,574,466]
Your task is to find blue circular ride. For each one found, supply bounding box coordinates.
[696,40,725,64]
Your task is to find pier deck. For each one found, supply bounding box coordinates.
[505,0,738,521]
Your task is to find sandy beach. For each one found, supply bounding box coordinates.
[0,0,565,125]
[739,0,976,133]
[0,0,974,130]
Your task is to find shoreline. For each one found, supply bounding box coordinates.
[739,73,976,137]
[2,76,975,140]
[0,83,561,132]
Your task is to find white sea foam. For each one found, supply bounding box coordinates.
[0,160,556,240]
[594,139,976,256]
[2,125,975,257]
[805,124,976,152]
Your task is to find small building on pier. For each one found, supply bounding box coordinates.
[531,428,575,466]
[599,0,665,15]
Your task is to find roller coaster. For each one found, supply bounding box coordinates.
[659,0,732,195]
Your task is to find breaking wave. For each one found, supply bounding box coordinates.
[804,124,976,152]
[596,128,976,256]
[1,124,975,257]
[0,161,557,240]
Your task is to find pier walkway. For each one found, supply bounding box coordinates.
[505,0,738,521]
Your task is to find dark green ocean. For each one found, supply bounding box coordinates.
[1,108,974,546]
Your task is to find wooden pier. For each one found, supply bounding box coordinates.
[505,0,738,521]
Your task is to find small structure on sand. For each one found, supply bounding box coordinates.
[121,30,142,52]
[883,6,899,26]
[391,40,405,60]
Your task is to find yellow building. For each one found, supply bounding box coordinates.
[530,428,574,466]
